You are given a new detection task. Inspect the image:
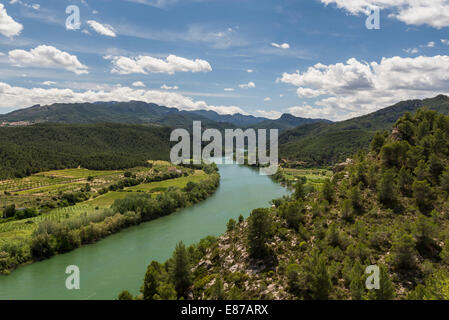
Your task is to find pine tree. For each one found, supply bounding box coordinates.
[373,265,395,300]
[293,179,306,200]
[171,241,191,298]
[377,169,397,208]
[247,208,272,259]
[349,260,365,300]
[398,166,413,196]
[311,252,331,300]
[142,261,162,300]
[322,179,335,204]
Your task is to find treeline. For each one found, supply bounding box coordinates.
[130,108,449,300]
[0,123,172,179]
[0,165,219,274]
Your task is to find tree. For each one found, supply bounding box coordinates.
[142,261,163,300]
[247,208,272,259]
[212,277,225,300]
[341,199,354,222]
[414,160,428,181]
[227,218,237,232]
[371,131,385,153]
[377,170,397,208]
[440,167,449,194]
[412,180,434,214]
[293,179,306,200]
[390,233,417,270]
[153,283,178,300]
[398,166,413,196]
[117,290,133,300]
[280,201,304,231]
[321,179,335,204]
[171,241,191,298]
[3,204,16,218]
[348,183,363,213]
[372,265,395,300]
[311,252,331,300]
[349,260,365,300]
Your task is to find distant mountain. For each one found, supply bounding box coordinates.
[251,113,332,131]
[279,95,449,166]
[189,110,267,127]
[0,101,329,131]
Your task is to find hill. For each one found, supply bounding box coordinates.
[279,95,449,166]
[130,107,449,300]
[0,123,172,179]
[0,101,329,131]
[250,113,331,131]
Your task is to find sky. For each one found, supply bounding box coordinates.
[1,0,449,121]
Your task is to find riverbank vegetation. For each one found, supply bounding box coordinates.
[0,162,219,274]
[127,108,449,300]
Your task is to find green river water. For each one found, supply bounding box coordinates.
[0,163,289,300]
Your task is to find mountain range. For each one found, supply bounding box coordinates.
[0,101,329,131]
[2,95,449,168]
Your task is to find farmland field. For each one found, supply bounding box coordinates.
[278,167,332,188]
[0,165,209,246]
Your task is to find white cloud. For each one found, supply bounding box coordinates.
[404,48,419,54]
[238,81,256,89]
[0,82,247,115]
[132,81,145,87]
[288,105,334,119]
[442,39,449,45]
[271,42,290,49]
[42,81,56,86]
[426,41,436,47]
[0,3,23,37]
[279,55,449,120]
[321,0,449,29]
[254,110,282,119]
[264,97,271,101]
[87,20,116,37]
[224,88,234,92]
[104,54,212,75]
[246,69,254,73]
[9,45,88,75]
[160,84,179,90]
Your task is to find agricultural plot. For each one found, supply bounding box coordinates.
[0,165,207,241]
[126,170,207,192]
[281,168,332,188]
[36,168,124,179]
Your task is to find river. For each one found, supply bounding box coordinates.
[0,163,289,300]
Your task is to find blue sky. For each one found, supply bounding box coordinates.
[1,0,449,120]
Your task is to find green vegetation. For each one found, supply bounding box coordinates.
[0,123,171,179]
[130,108,449,300]
[0,162,219,274]
[279,95,449,166]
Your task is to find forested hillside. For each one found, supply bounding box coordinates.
[0,123,171,179]
[129,108,449,300]
[279,95,449,166]
[0,101,329,131]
